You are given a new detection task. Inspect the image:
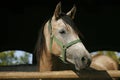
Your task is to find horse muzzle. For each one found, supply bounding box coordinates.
[66,43,92,71]
[66,54,91,71]
[74,55,91,70]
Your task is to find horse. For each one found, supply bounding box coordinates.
[35,2,91,80]
[90,54,119,80]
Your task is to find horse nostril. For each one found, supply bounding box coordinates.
[81,56,87,63]
[81,56,91,67]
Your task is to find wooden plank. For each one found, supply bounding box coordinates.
[0,70,120,79]
[0,65,37,71]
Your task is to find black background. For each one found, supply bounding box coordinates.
[1,0,120,54]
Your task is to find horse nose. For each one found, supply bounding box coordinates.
[81,56,91,67]
[74,56,91,71]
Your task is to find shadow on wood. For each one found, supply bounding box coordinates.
[75,68,113,80]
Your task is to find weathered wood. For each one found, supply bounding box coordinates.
[0,70,120,79]
[0,65,37,72]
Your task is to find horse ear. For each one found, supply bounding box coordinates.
[66,5,76,19]
[53,2,62,20]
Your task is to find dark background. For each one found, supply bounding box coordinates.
[0,0,120,63]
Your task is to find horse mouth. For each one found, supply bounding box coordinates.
[66,55,91,71]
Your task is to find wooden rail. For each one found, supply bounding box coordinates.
[0,70,120,79]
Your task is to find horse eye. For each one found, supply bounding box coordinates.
[59,29,66,34]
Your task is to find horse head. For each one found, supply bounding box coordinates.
[44,2,91,71]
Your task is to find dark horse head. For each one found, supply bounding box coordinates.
[35,2,91,71]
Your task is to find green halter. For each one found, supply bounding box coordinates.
[48,19,81,63]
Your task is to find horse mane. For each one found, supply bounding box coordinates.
[34,20,47,65]
[35,13,82,66]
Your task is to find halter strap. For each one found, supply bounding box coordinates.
[48,19,81,63]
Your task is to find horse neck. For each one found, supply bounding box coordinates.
[39,50,73,72]
[39,50,52,72]
[39,21,52,72]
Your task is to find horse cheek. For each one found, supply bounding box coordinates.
[52,41,61,56]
